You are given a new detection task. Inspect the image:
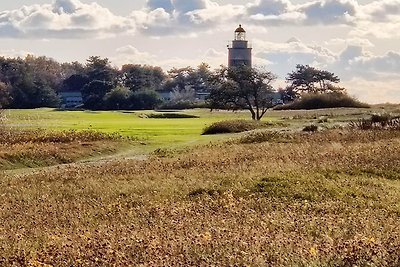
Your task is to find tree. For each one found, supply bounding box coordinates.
[81,80,113,110]
[81,56,117,109]
[162,64,212,93]
[191,63,212,92]
[10,76,60,108]
[208,66,276,121]
[0,56,62,108]
[85,56,117,83]
[163,66,195,92]
[24,55,64,90]
[130,90,161,110]
[103,86,132,110]
[121,64,165,91]
[0,82,11,108]
[286,64,342,95]
[60,74,89,92]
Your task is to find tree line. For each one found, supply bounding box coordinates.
[0,55,345,120]
[0,55,214,110]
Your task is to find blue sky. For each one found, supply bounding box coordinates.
[0,0,399,103]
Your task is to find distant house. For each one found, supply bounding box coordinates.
[271,92,284,105]
[59,91,83,108]
[157,90,210,103]
[157,91,171,101]
[195,92,210,101]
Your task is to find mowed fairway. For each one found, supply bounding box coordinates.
[4,109,252,148]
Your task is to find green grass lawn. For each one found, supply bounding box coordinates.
[3,109,258,149]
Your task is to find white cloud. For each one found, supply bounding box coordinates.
[113,45,157,66]
[187,4,244,25]
[0,49,33,58]
[301,0,358,25]
[343,78,400,104]
[131,0,362,37]
[251,38,400,103]
[351,0,400,38]
[349,51,400,76]
[172,0,210,13]
[253,38,337,77]
[247,0,291,16]
[113,45,227,70]
[147,0,174,13]
[360,0,400,21]
[0,0,134,39]
[253,38,400,79]
[1,0,399,40]
[130,0,243,37]
[326,37,374,48]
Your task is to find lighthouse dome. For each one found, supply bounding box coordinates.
[235,24,246,33]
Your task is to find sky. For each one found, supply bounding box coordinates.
[0,0,399,103]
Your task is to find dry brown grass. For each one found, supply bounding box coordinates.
[0,129,129,170]
[1,129,400,266]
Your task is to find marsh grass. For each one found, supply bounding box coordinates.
[1,128,400,266]
[0,129,130,170]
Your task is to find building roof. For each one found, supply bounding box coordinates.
[235,24,246,33]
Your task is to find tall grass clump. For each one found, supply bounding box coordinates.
[0,129,129,170]
[0,109,6,131]
[349,113,400,130]
[238,131,294,144]
[202,120,272,135]
[276,92,370,110]
[0,129,126,144]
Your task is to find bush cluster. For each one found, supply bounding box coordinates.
[303,124,319,132]
[275,92,370,110]
[202,120,271,135]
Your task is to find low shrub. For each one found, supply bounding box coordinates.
[349,113,400,130]
[146,113,199,119]
[318,116,329,123]
[202,120,272,135]
[238,131,294,144]
[275,92,370,110]
[303,124,319,132]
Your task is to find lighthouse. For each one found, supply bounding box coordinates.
[228,25,252,68]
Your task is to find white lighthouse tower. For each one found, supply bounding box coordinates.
[228,25,252,68]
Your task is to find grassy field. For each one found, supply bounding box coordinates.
[2,109,251,170]
[1,106,400,266]
[4,109,254,147]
